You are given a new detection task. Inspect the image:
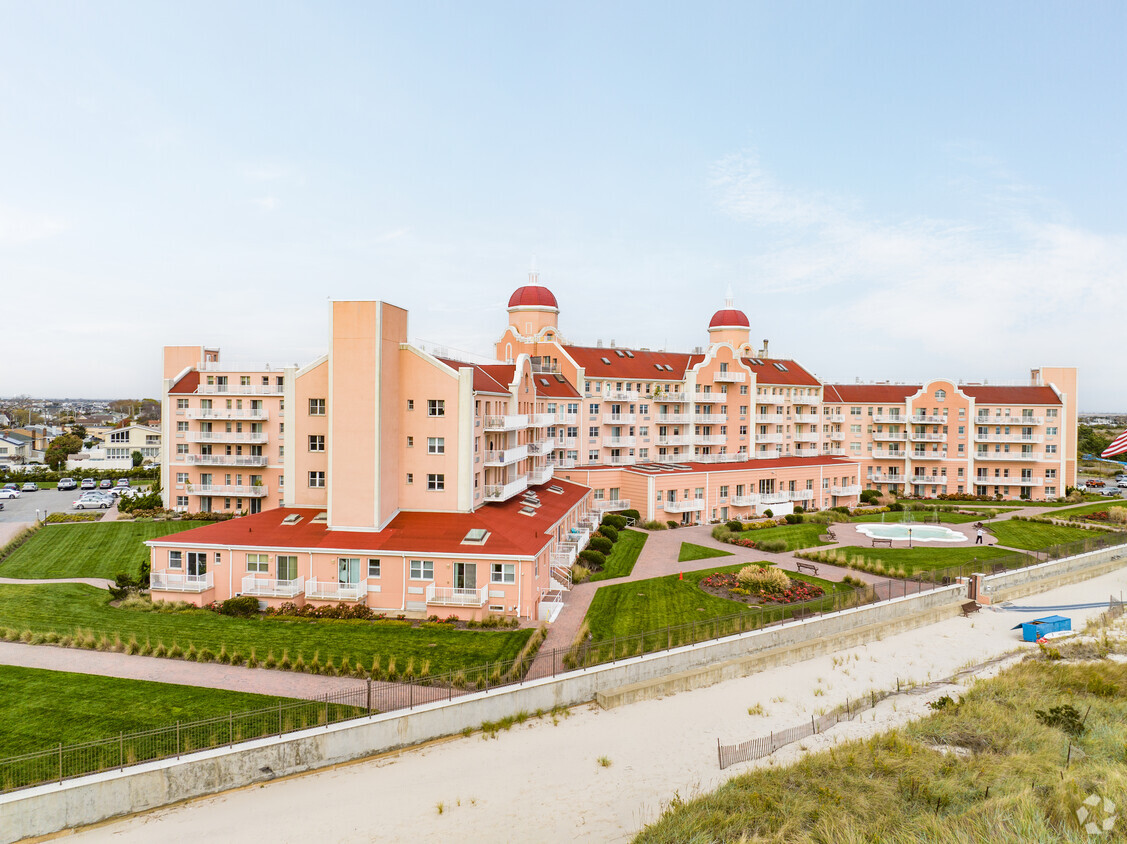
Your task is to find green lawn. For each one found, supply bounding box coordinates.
[804,545,1015,577]
[735,523,832,551]
[986,519,1105,550]
[0,584,532,677]
[677,542,732,562]
[851,510,992,525]
[1048,500,1127,520]
[589,528,648,581]
[0,521,209,580]
[584,562,852,641]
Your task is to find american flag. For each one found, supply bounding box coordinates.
[1103,429,1127,458]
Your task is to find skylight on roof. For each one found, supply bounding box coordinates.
[281,514,303,525]
[553,374,566,382]
[547,485,564,494]
[614,349,625,357]
[601,357,611,365]
[462,528,489,545]
[664,364,674,371]
[774,363,788,372]
[312,512,328,523]
[519,506,537,517]
[654,363,664,371]
[539,377,549,386]
[625,350,634,358]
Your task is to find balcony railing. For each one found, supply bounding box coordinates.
[824,413,845,423]
[553,437,578,450]
[828,432,846,442]
[867,473,903,484]
[655,414,692,424]
[528,463,554,485]
[754,449,782,459]
[909,432,947,442]
[592,498,631,511]
[910,451,948,460]
[183,454,268,467]
[529,413,557,427]
[909,414,948,424]
[185,484,269,497]
[198,384,284,395]
[730,495,758,506]
[822,447,846,456]
[793,431,820,442]
[483,415,529,431]
[183,432,269,444]
[184,409,269,421]
[692,393,726,403]
[872,449,907,459]
[554,458,577,469]
[756,433,784,443]
[976,416,1044,426]
[974,434,1044,443]
[695,413,728,425]
[754,415,782,424]
[713,371,746,382]
[555,413,579,425]
[975,451,1044,461]
[975,476,1043,487]
[602,436,636,447]
[483,476,529,502]
[151,571,214,593]
[872,414,905,424]
[305,578,367,601]
[791,396,820,405]
[760,492,791,505]
[872,432,908,441]
[241,575,304,598]
[426,584,488,607]
[909,477,948,487]
[602,414,636,424]
[483,445,529,466]
[830,485,862,496]
[793,448,820,458]
[605,456,637,466]
[527,438,555,456]
[694,453,748,464]
[693,435,727,446]
[662,498,705,513]
[655,436,691,446]
[787,489,815,501]
[654,392,690,403]
[605,390,640,401]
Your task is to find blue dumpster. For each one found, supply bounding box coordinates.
[1012,615,1071,642]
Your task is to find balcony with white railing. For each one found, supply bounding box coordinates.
[793,430,820,442]
[198,384,284,396]
[527,438,555,456]
[824,413,845,423]
[828,432,846,442]
[241,575,304,598]
[602,414,636,424]
[151,571,214,593]
[872,414,905,424]
[754,449,782,459]
[483,414,529,431]
[554,458,577,469]
[693,435,727,446]
[695,413,728,425]
[553,436,579,450]
[692,393,726,403]
[910,451,948,460]
[694,453,747,464]
[551,544,579,569]
[754,415,783,424]
[650,453,688,463]
[975,451,1044,462]
[910,476,948,487]
[185,484,269,497]
[713,371,746,382]
[823,447,846,456]
[756,433,784,444]
[974,433,1044,443]
[867,472,903,484]
[605,456,637,466]
[555,412,579,425]
[484,475,529,502]
[787,489,815,501]
[976,416,1045,426]
[655,435,692,446]
[528,463,555,485]
[663,498,705,513]
[872,431,908,441]
[426,584,488,608]
[909,432,947,442]
[791,395,820,405]
[184,408,269,421]
[830,484,862,497]
[183,431,269,444]
[730,494,758,506]
[975,476,1043,487]
[184,454,269,467]
[305,578,368,601]
[872,449,907,459]
[592,498,631,511]
[654,392,690,403]
[530,413,557,427]
[655,413,692,424]
[602,436,636,448]
[793,448,820,458]
[760,491,791,505]
[483,445,529,466]
[909,414,948,424]
[600,390,638,401]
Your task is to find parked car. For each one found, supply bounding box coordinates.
[116,478,130,488]
[1096,487,1121,497]
[1118,479,1127,489]
[0,488,20,500]
[98,479,113,489]
[21,482,38,492]
[57,478,78,491]
[73,494,112,510]
[2,483,18,491]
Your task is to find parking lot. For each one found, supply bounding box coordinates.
[0,487,121,523]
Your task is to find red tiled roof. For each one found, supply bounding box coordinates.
[742,358,821,387]
[823,384,921,403]
[709,308,750,328]
[532,373,582,398]
[507,285,558,309]
[563,346,694,379]
[150,479,591,558]
[959,385,1061,405]
[436,359,512,394]
[168,371,201,394]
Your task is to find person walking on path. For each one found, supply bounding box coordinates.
[976,527,984,545]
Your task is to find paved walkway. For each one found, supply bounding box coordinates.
[0,576,112,588]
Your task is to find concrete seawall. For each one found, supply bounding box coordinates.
[3,546,1124,843]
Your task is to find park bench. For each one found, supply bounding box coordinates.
[795,561,819,576]
[825,528,837,541]
[961,601,981,618]
[871,538,893,548]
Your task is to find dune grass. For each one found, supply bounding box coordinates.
[636,659,1127,843]
[0,521,208,580]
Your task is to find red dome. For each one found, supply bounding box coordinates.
[709,308,750,329]
[508,285,558,309]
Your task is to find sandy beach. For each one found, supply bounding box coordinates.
[68,565,1127,844]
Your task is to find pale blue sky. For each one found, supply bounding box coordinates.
[1,2,1124,408]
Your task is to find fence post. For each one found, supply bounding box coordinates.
[229,711,233,748]
[120,731,124,771]
[410,681,414,710]
[367,678,372,715]
[176,721,180,759]
[277,702,282,738]
[612,635,616,662]
[717,738,721,769]
[58,742,63,784]
[811,715,816,735]
[324,698,329,727]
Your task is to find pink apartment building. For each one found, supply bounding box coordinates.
[149,280,1076,621]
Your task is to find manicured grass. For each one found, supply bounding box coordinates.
[851,510,992,525]
[589,528,648,582]
[734,523,832,551]
[0,521,209,580]
[636,659,1127,843]
[985,519,1104,550]
[1050,500,1127,520]
[0,665,309,756]
[0,584,533,676]
[584,562,852,641]
[677,542,733,562]
[801,545,1014,577]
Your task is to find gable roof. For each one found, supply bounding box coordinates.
[742,358,820,387]
[958,385,1061,405]
[435,358,512,395]
[822,384,922,403]
[168,371,201,395]
[563,345,694,380]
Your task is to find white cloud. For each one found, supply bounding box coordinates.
[252,196,280,211]
[0,204,65,244]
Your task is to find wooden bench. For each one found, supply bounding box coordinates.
[961,601,981,618]
[825,528,837,541]
[871,538,894,548]
[795,561,819,576]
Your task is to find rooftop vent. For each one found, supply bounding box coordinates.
[281,514,302,525]
[547,485,565,494]
[312,512,328,523]
[519,506,537,517]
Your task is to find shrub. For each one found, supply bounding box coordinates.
[666,520,679,529]
[220,595,260,617]
[598,525,618,543]
[888,502,904,511]
[601,514,628,531]
[793,506,804,514]
[784,513,803,524]
[1034,704,1086,736]
[588,535,613,554]
[641,520,667,530]
[620,509,640,521]
[755,538,787,553]
[577,549,606,571]
[859,489,881,504]
[763,509,773,518]
[736,565,790,593]
[571,563,591,583]
[725,519,744,532]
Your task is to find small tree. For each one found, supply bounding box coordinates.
[44,433,83,470]
[131,450,144,468]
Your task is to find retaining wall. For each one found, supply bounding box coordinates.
[983,545,1127,602]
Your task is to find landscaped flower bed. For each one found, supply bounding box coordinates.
[699,568,824,606]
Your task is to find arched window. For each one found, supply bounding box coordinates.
[505,343,512,362]
[934,389,946,401]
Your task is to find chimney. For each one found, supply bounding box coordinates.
[596,339,603,348]
[610,339,616,348]
[1030,368,1042,385]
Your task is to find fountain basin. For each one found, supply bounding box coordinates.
[856,524,967,542]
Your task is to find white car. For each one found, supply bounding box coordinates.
[0,488,20,500]
[73,494,112,510]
